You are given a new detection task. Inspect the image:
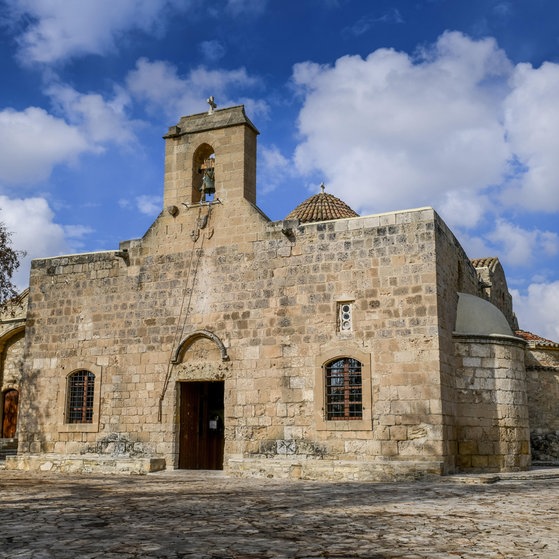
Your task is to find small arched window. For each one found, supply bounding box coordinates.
[66,370,95,424]
[192,143,215,204]
[324,357,363,420]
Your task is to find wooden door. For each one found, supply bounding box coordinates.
[179,382,224,470]
[2,389,19,438]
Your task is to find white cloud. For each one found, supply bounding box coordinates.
[0,195,81,289]
[188,66,260,93]
[291,27,559,263]
[199,40,226,62]
[344,8,404,37]
[438,190,490,230]
[136,195,162,216]
[126,59,186,109]
[8,0,180,65]
[502,61,559,212]
[540,231,559,256]
[46,84,136,146]
[0,107,89,185]
[512,281,559,341]
[236,98,270,120]
[456,219,558,269]
[0,85,138,187]
[119,195,162,216]
[118,199,131,210]
[292,31,513,218]
[126,57,266,119]
[455,231,493,263]
[487,220,559,267]
[63,224,94,245]
[258,144,293,194]
[5,0,267,66]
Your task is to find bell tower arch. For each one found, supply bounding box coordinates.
[163,104,259,209]
[192,143,215,204]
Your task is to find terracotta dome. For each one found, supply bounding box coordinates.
[286,185,359,223]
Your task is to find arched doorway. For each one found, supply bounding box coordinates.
[2,389,19,438]
[173,331,228,470]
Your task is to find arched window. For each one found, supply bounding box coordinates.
[325,357,363,420]
[192,143,216,204]
[66,370,95,424]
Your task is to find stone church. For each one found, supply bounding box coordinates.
[1,104,558,479]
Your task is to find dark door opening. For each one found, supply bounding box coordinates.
[179,381,224,470]
[2,389,19,438]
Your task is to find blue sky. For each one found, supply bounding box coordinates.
[0,0,558,339]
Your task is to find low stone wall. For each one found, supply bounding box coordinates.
[5,454,165,475]
[227,457,445,482]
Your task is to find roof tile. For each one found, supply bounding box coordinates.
[286,190,359,223]
[515,329,559,347]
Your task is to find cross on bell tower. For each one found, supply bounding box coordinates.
[207,96,217,114]
[163,104,259,208]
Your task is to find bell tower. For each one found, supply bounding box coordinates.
[162,103,259,209]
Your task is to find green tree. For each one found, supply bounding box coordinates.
[0,220,23,311]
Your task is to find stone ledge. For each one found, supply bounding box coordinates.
[227,457,445,482]
[446,466,559,484]
[5,454,166,475]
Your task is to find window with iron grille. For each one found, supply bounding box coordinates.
[67,370,95,423]
[325,357,363,420]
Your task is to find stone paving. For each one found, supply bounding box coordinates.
[1,469,559,559]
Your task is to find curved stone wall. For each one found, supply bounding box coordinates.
[453,334,530,472]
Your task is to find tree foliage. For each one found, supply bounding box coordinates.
[0,220,23,311]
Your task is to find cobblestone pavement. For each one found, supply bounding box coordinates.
[1,469,559,559]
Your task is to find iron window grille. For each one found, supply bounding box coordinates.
[67,370,95,423]
[325,357,363,420]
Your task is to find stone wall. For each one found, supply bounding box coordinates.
[14,106,533,479]
[475,260,516,330]
[1,331,24,394]
[0,292,27,439]
[18,200,458,478]
[432,213,481,474]
[0,292,27,392]
[525,346,559,462]
[227,208,448,476]
[454,335,530,471]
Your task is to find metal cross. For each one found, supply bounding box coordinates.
[207,96,217,114]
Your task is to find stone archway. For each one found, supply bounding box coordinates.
[172,330,229,470]
[172,329,229,364]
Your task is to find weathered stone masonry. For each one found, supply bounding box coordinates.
[3,104,547,479]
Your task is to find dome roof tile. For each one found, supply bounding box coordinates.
[286,187,358,223]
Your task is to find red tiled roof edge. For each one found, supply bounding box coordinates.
[515,329,559,348]
[471,257,500,271]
